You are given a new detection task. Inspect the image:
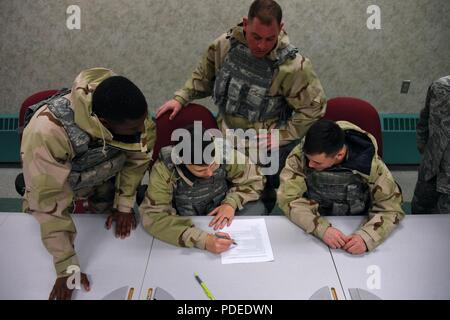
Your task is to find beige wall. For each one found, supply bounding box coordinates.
[0,0,449,114]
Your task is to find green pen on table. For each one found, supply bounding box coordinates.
[194,273,215,300]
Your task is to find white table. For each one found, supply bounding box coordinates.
[2,213,448,300]
[140,216,344,300]
[328,215,450,300]
[0,213,153,300]
[0,213,11,226]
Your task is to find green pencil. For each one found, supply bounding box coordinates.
[194,273,215,300]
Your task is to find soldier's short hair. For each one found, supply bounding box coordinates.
[303,120,345,156]
[92,75,147,122]
[248,0,282,25]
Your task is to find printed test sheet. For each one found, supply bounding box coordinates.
[219,218,274,264]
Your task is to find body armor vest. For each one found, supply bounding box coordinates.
[24,89,127,191]
[159,146,229,216]
[213,39,298,125]
[305,166,370,216]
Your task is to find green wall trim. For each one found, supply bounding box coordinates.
[0,113,423,165]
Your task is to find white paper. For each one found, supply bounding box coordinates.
[219,218,274,264]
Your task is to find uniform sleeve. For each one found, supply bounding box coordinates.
[278,57,327,144]
[114,118,155,213]
[139,161,209,249]
[355,158,405,251]
[21,110,79,278]
[416,85,432,151]
[277,145,331,239]
[222,152,265,210]
[173,36,225,106]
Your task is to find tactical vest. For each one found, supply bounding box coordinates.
[213,38,298,125]
[24,89,127,191]
[159,146,229,216]
[305,166,370,216]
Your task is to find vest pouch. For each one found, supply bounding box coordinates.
[264,96,293,124]
[71,146,121,171]
[238,103,259,122]
[223,77,241,114]
[191,191,226,216]
[246,84,265,109]
[164,148,229,217]
[69,152,127,191]
[310,184,346,216]
[192,199,212,216]
[186,181,227,216]
[206,192,227,214]
[331,202,350,216]
[346,183,369,215]
[174,201,196,217]
[175,184,219,217]
[237,83,251,118]
[262,96,282,119]
[214,69,231,109]
[307,169,357,216]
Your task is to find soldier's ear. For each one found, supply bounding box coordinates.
[335,146,347,162]
[243,17,249,30]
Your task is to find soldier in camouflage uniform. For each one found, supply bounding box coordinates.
[139,126,265,254]
[412,75,450,214]
[278,120,404,254]
[156,0,326,212]
[21,68,155,299]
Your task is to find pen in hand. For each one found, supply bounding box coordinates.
[214,232,237,245]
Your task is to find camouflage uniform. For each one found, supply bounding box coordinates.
[278,121,405,251]
[139,148,265,250]
[174,24,326,144]
[173,24,326,192]
[21,68,156,277]
[412,76,450,214]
